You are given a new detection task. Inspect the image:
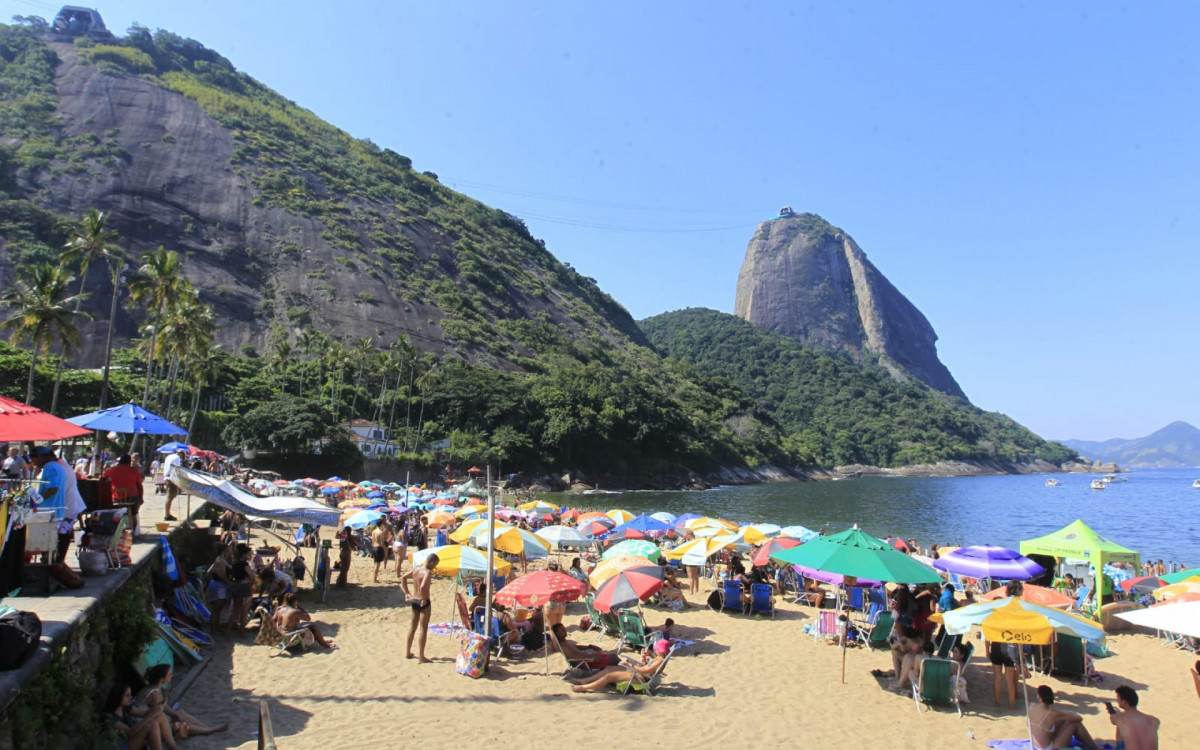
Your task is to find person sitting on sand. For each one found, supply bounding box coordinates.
[570,644,669,693]
[875,626,923,682]
[106,682,167,750]
[658,569,695,609]
[889,638,933,691]
[135,664,227,740]
[567,557,589,587]
[1030,685,1102,750]
[550,623,617,669]
[1109,685,1159,750]
[801,577,826,608]
[273,593,336,649]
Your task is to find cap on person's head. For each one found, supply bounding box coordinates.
[30,446,55,458]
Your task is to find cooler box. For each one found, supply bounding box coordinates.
[25,512,58,554]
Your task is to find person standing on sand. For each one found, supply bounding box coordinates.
[393,525,407,578]
[336,526,355,588]
[1109,685,1159,750]
[401,553,438,662]
[371,519,388,583]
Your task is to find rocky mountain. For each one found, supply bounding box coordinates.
[734,212,966,400]
[0,24,644,367]
[1060,421,1200,468]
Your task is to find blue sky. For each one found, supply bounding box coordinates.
[18,1,1198,441]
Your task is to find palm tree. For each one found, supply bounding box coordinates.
[50,209,123,413]
[61,209,127,412]
[295,328,325,398]
[127,247,186,410]
[184,344,223,439]
[155,289,215,423]
[411,356,438,453]
[347,336,377,421]
[272,339,294,394]
[0,265,90,404]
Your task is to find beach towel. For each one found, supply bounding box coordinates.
[454,630,488,678]
[428,622,465,636]
[986,741,1115,750]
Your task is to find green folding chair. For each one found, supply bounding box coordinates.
[911,657,962,717]
[867,612,894,649]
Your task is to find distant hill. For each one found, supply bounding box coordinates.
[640,308,1075,469]
[1060,421,1200,468]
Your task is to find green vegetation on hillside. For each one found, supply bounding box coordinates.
[641,308,1077,468]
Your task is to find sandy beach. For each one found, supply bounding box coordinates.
[176,557,1196,750]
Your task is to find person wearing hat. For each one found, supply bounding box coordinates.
[160,448,185,521]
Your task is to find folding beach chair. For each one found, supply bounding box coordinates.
[867,612,894,650]
[1052,633,1088,685]
[811,610,839,644]
[935,632,961,660]
[547,627,595,681]
[1072,585,1093,616]
[911,657,962,717]
[749,583,775,618]
[855,602,883,633]
[618,642,678,696]
[721,580,746,615]
[847,586,866,612]
[254,607,314,657]
[616,611,652,652]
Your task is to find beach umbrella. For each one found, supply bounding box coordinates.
[494,570,587,608]
[494,507,519,520]
[937,596,1106,745]
[603,528,647,543]
[1161,567,1200,585]
[425,511,456,528]
[1119,575,1168,594]
[611,514,673,536]
[365,490,385,499]
[686,516,737,533]
[602,539,662,563]
[432,497,458,507]
[672,512,702,528]
[1153,577,1200,601]
[778,525,820,542]
[534,525,590,548]
[1152,592,1200,607]
[67,402,186,435]
[979,583,1074,609]
[884,537,911,553]
[472,526,551,558]
[0,395,93,441]
[413,544,511,578]
[343,509,384,528]
[456,504,487,518]
[579,519,616,538]
[934,545,1044,581]
[156,440,190,454]
[451,518,499,543]
[650,511,677,525]
[593,566,665,613]
[665,537,734,567]
[589,554,657,587]
[560,509,582,521]
[743,523,781,546]
[517,500,557,513]
[752,538,804,567]
[321,486,340,495]
[578,511,610,523]
[467,466,483,474]
[606,509,635,524]
[770,527,943,585]
[1115,600,1200,638]
[793,565,882,588]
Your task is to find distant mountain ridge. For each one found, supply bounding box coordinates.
[1059,421,1200,468]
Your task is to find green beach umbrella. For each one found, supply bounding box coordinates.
[1161,567,1200,585]
[603,539,662,563]
[769,526,943,585]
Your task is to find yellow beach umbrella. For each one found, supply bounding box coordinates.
[686,516,737,533]
[665,537,732,564]
[412,544,512,578]
[589,554,655,587]
[473,526,551,558]
[456,503,488,518]
[1153,577,1200,601]
[450,518,503,543]
[606,509,635,524]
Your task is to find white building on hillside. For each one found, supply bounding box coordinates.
[343,419,396,458]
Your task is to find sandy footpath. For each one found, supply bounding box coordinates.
[177,558,1196,750]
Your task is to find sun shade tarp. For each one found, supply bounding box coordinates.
[173,467,341,527]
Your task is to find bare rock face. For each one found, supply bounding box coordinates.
[734,213,966,400]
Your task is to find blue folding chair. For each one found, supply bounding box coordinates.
[749,583,775,618]
[722,581,746,615]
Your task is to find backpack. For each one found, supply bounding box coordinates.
[0,610,42,670]
[706,590,723,611]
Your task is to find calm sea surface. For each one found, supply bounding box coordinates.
[546,469,1200,567]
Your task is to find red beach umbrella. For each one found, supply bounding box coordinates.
[603,528,647,544]
[1119,575,1167,593]
[560,509,581,521]
[467,466,483,474]
[577,511,610,523]
[0,395,91,441]
[580,520,616,538]
[885,537,911,553]
[752,537,804,567]
[593,566,666,613]
[494,570,587,608]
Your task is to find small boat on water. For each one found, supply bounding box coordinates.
[1090,479,1106,490]
[1193,479,1200,489]
[1103,473,1128,483]
[1045,478,1060,487]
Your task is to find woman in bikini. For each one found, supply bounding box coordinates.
[135,664,228,740]
[569,651,668,693]
[106,682,167,750]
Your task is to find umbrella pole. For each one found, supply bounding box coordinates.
[840,583,848,684]
[1021,653,1032,746]
[484,466,495,671]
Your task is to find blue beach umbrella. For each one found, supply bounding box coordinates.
[321,486,340,495]
[779,525,820,542]
[157,441,190,453]
[344,510,384,528]
[673,512,702,528]
[650,511,677,525]
[68,402,187,435]
[366,490,385,498]
[612,514,673,535]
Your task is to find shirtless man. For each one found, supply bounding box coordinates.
[272,593,335,649]
[1109,685,1159,750]
[401,553,438,662]
[370,520,389,583]
[1029,686,1101,750]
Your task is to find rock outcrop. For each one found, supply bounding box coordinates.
[734,213,966,400]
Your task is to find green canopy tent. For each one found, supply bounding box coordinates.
[771,526,943,682]
[1018,519,1140,620]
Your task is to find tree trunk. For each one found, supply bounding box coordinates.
[25,335,42,405]
[186,384,202,440]
[49,271,90,414]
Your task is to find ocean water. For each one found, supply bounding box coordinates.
[548,468,1200,567]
